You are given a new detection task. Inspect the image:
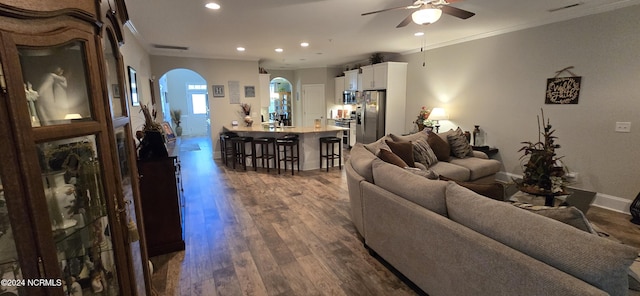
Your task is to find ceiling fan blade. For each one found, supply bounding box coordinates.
[396,13,414,28]
[362,4,417,16]
[440,5,475,19]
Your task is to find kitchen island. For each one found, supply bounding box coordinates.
[223,124,347,171]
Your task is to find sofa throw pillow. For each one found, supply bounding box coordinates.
[385,140,415,168]
[427,131,450,162]
[413,139,438,167]
[511,203,596,234]
[377,148,408,168]
[447,127,473,158]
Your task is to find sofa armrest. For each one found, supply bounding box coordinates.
[471,150,488,159]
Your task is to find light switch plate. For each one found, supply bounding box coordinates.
[615,122,631,133]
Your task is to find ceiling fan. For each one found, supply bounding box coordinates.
[361,0,475,28]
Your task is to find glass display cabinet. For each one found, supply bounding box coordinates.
[0,0,150,295]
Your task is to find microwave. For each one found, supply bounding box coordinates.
[343,90,358,105]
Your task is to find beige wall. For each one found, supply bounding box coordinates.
[397,5,640,208]
[120,5,639,210]
[120,25,153,133]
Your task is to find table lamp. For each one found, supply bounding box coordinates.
[429,108,448,133]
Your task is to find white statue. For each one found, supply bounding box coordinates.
[25,82,41,126]
[36,67,68,124]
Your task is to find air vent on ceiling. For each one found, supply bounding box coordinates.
[153,44,189,51]
[548,2,582,12]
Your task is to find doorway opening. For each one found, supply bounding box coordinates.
[158,69,210,137]
[269,77,293,126]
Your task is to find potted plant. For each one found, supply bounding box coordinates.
[415,106,433,131]
[138,105,168,160]
[170,109,182,136]
[517,109,567,195]
[369,52,384,64]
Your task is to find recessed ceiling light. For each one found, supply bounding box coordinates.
[300,42,309,47]
[236,47,245,52]
[275,48,284,53]
[205,2,220,9]
[414,32,425,36]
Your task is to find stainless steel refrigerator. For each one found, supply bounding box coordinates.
[356,90,386,144]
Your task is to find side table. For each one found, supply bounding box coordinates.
[472,146,499,157]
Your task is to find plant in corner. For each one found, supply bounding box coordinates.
[170,109,182,136]
[517,109,568,194]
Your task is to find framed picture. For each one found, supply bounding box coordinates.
[545,76,581,104]
[244,86,255,98]
[213,85,225,97]
[112,84,121,98]
[149,79,156,105]
[161,121,176,143]
[128,66,139,106]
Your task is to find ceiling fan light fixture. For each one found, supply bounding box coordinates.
[411,8,442,25]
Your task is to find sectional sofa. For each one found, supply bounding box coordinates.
[346,137,639,295]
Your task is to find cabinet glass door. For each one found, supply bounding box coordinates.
[0,175,25,296]
[19,41,93,126]
[37,135,119,295]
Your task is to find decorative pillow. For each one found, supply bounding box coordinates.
[405,167,439,180]
[447,127,473,158]
[511,203,596,234]
[427,131,450,161]
[412,139,438,167]
[377,148,408,168]
[385,140,415,168]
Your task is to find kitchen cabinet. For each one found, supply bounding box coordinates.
[334,76,345,104]
[259,73,271,109]
[0,1,150,295]
[361,63,395,90]
[344,69,359,91]
[360,62,407,136]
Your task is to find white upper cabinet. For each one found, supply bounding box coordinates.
[344,69,359,91]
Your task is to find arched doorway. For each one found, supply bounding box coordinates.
[158,69,210,137]
[269,77,293,125]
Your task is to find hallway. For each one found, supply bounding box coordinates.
[149,136,415,295]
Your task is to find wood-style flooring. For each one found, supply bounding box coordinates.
[150,136,640,296]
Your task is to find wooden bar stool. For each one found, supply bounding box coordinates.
[252,137,276,172]
[276,134,300,175]
[220,132,238,167]
[230,136,253,170]
[319,136,342,172]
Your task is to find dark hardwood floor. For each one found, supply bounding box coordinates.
[149,136,640,295]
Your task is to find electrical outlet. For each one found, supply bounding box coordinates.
[615,122,631,133]
[565,172,578,181]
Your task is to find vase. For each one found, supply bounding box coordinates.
[175,125,183,137]
[138,131,168,160]
[244,115,254,127]
[473,125,484,146]
[417,123,425,131]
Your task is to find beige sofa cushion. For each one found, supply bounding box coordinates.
[372,159,448,216]
[429,161,470,181]
[449,156,501,181]
[363,135,392,155]
[445,182,639,296]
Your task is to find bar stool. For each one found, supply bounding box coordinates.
[319,136,342,172]
[219,132,238,167]
[230,136,253,170]
[252,137,276,172]
[276,134,300,175]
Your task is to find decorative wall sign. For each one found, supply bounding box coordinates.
[213,85,225,97]
[228,81,240,104]
[545,66,581,105]
[244,86,255,98]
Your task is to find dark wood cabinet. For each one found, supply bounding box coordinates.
[138,156,185,257]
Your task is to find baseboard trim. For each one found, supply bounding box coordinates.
[495,172,631,215]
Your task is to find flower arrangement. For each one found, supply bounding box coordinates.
[240,103,251,116]
[415,106,433,128]
[517,109,568,194]
[170,109,182,127]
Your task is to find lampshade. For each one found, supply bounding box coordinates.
[429,108,448,120]
[411,8,443,25]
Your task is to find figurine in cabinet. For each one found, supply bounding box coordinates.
[36,66,68,124]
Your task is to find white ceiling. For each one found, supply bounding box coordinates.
[124,0,640,70]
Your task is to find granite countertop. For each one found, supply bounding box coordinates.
[223,124,346,133]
